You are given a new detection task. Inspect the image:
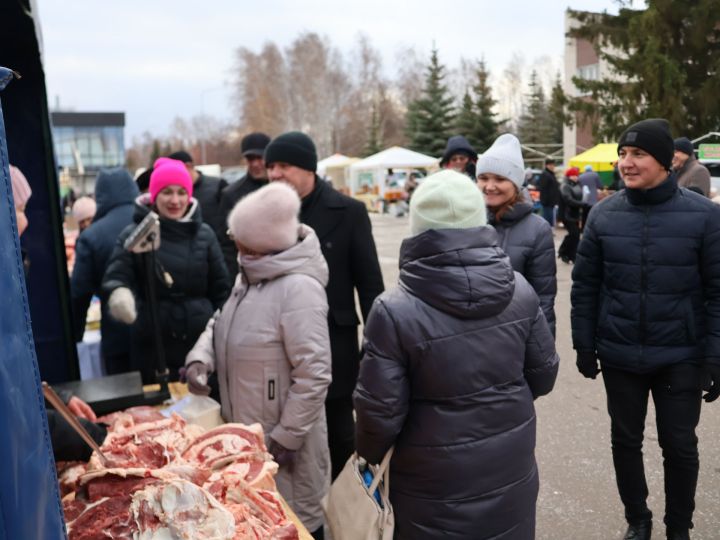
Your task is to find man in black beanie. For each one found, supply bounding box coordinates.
[571,118,720,540]
[218,132,271,278]
[265,131,385,486]
[672,137,710,197]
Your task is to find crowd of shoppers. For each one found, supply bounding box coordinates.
[58,119,719,539]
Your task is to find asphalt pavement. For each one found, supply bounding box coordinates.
[368,212,720,540]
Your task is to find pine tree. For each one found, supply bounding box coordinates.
[405,47,456,156]
[547,73,570,144]
[517,71,552,145]
[455,90,477,143]
[568,1,720,139]
[470,60,501,152]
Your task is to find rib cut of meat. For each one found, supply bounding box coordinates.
[180,423,270,468]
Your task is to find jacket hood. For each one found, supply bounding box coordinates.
[94,168,139,220]
[399,226,515,319]
[488,199,534,226]
[240,225,329,287]
[440,135,478,165]
[133,193,201,225]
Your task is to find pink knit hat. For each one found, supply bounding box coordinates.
[72,196,97,222]
[149,157,193,203]
[9,165,32,207]
[228,182,300,254]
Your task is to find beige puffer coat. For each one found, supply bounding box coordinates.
[187,225,332,531]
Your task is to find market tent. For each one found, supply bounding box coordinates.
[317,153,359,191]
[349,146,438,196]
[568,143,618,186]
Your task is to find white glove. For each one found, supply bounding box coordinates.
[108,287,137,324]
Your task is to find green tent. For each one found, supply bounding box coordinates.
[568,143,617,186]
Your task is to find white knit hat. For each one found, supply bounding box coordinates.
[410,169,486,235]
[476,133,525,189]
[228,182,301,254]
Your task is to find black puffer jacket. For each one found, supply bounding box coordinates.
[102,195,230,382]
[571,175,720,372]
[354,227,559,540]
[490,200,557,335]
[537,168,560,206]
[560,179,583,222]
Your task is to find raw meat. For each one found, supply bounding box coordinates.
[97,405,166,429]
[131,477,235,539]
[90,414,193,470]
[56,461,87,497]
[180,423,270,468]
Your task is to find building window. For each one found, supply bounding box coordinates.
[577,63,599,81]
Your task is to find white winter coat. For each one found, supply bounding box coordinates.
[187,225,332,531]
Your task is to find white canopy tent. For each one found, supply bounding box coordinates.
[349,146,439,196]
[317,154,359,190]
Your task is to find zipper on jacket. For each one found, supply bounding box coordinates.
[639,206,650,345]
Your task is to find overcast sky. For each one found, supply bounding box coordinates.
[37,0,618,142]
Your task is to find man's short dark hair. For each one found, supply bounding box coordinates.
[545,158,556,166]
[168,150,193,164]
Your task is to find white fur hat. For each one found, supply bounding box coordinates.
[228,182,301,254]
[476,133,525,189]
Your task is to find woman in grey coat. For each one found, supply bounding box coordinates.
[185,182,332,539]
[354,170,559,540]
[476,134,557,336]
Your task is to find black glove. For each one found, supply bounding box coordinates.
[268,439,296,472]
[576,351,601,379]
[702,364,720,403]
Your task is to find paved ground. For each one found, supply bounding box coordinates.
[368,213,720,539]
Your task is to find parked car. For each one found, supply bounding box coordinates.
[221,166,247,184]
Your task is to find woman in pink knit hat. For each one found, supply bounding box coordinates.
[10,164,32,236]
[101,157,230,384]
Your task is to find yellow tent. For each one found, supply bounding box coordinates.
[568,143,617,185]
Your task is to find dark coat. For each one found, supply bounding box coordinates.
[490,200,557,335]
[354,227,558,540]
[218,174,269,278]
[300,177,384,399]
[71,168,138,364]
[102,195,231,382]
[571,175,720,373]
[537,168,560,206]
[560,179,583,222]
[193,173,228,240]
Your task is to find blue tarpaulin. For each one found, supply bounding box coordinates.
[0,67,66,539]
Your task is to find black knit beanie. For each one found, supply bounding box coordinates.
[673,137,694,157]
[617,119,674,170]
[264,131,317,172]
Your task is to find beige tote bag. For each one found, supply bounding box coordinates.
[323,448,394,540]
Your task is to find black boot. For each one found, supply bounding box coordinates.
[666,528,689,540]
[624,520,652,540]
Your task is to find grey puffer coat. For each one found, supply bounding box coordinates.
[186,225,332,532]
[490,200,557,335]
[354,227,559,540]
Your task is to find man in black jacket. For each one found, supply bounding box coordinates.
[265,131,384,480]
[537,158,560,226]
[571,119,720,540]
[218,132,270,278]
[168,150,227,240]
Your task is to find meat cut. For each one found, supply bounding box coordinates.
[61,412,299,540]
